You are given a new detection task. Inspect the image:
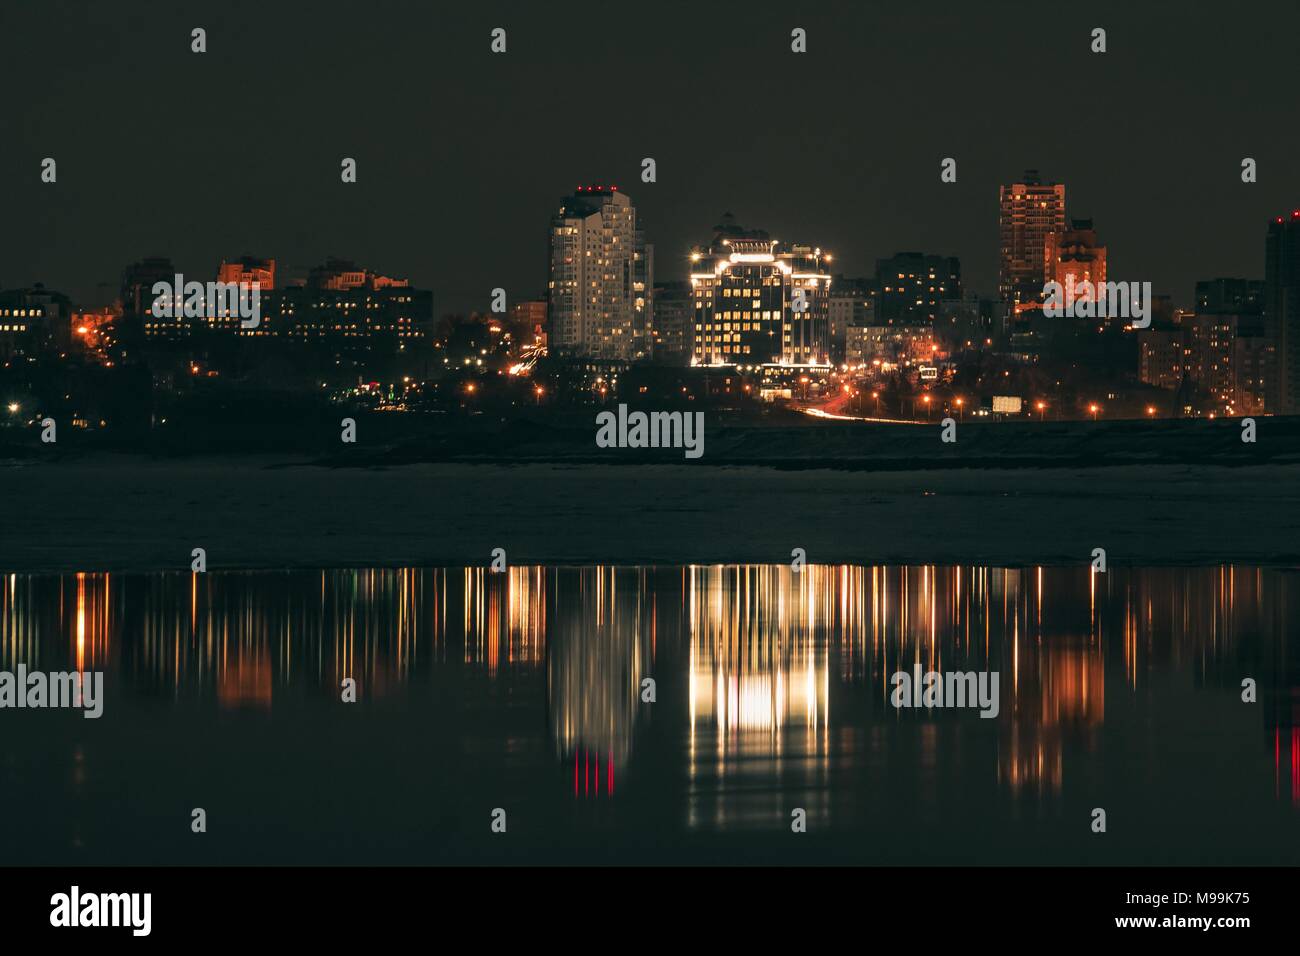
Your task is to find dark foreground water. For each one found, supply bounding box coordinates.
[1,565,1297,865]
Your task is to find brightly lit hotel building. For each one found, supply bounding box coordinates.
[689,216,832,367]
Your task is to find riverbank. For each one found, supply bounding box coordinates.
[2,454,1297,572]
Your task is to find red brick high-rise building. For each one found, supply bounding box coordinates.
[999,170,1066,316]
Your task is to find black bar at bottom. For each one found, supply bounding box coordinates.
[2,865,1280,941]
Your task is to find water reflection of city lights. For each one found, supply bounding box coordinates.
[0,563,1294,814]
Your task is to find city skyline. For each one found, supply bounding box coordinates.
[3,3,1299,316]
[5,190,1297,423]
[4,174,1295,319]
[4,1,1298,929]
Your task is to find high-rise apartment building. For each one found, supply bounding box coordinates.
[999,170,1066,313]
[688,215,831,367]
[1194,275,1267,414]
[1138,292,1269,416]
[1138,326,1188,393]
[1265,212,1300,413]
[547,186,651,361]
[1180,312,1239,413]
[1235,334,1273,415]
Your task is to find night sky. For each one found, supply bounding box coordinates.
[2,0,1297,314]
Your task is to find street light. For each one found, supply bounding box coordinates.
[1036,400,1046,422]
[1089,403,1100,421]
[6,403,17,414]
[922,394,932,420]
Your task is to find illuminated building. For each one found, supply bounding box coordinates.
[0,284,69,356]
[875,252,961,323]
[1180,312,1240,414]
[850,320,936,367]
[1142,277,1271,415]
[1265,212,1300,413]
[1235,334,1273,415]
[252,282,432,343]
[689,214,832,367]
[1189,281,1266,415]
[139,257,432,343]
[547,186,652,362]
[1139,303,1269,416]
[217,255,276,291]
[1043,219,1106,304]
[1138,325,1187,392]
[998,169,1066,313]
[829,279,876,364]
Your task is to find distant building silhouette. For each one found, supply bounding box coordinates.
[218,256,276,291]
[650,280,691,362]
[1196,277,1263,316]
[119,257,175,319]
[1265,212,1300,413]
[306,257,408,292]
